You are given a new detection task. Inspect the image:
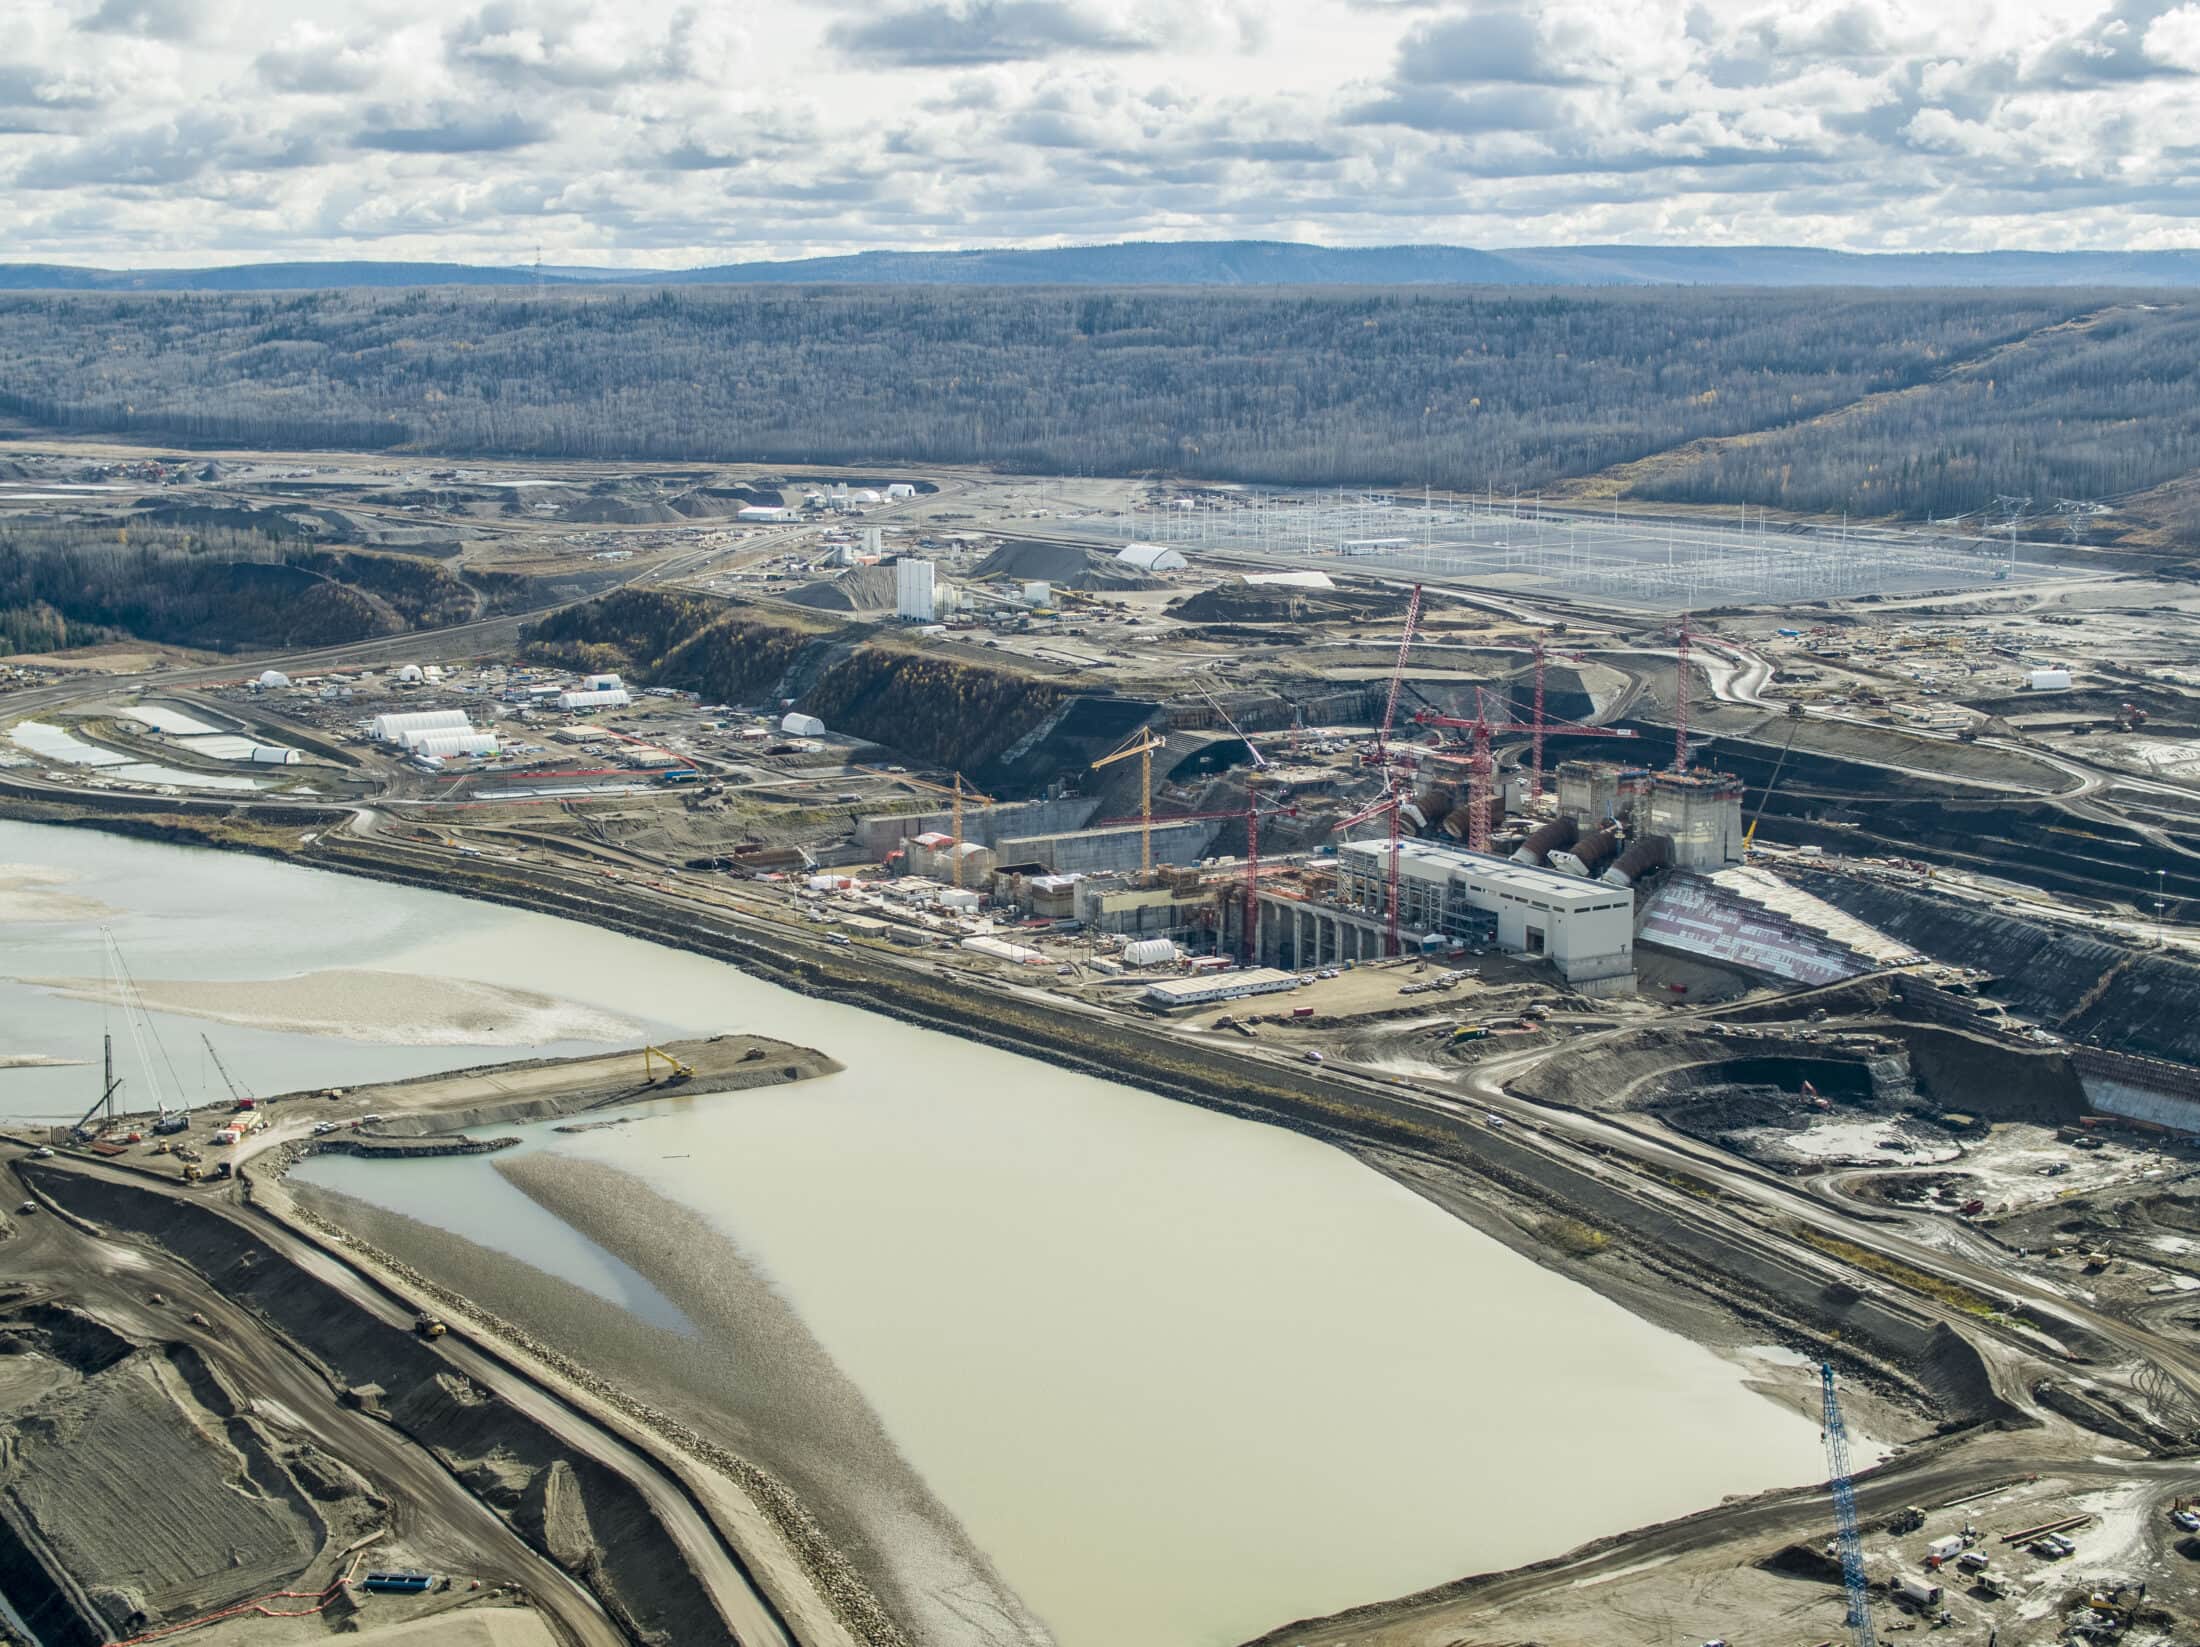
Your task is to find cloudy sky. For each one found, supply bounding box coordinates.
[4,0,2197,268]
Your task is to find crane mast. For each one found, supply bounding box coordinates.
[1820,1362,1877,1647]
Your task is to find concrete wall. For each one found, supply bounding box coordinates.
[1000,820,1216,873]
[1638,872,1875,987]
[853,795,1099,856]
[2074,1046,2200,1134]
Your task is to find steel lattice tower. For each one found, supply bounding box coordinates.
[1820,1362,1878,1647]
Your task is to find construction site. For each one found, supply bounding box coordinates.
[5,445,2200,1647]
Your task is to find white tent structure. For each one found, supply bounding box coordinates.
[371,709,470,743]
[557,688,631,710]
[254,670,292,690]
[1117,544,1188,572]
[780,712,826,737]
[402,730,499,759]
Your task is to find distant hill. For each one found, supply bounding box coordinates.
[4,242,2199,292]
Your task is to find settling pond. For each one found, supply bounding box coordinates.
[0,821,1832,1646]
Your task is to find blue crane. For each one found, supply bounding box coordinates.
[1820,1361,1878,1647]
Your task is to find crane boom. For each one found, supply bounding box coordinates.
[1820,1362,1878,1647]
[1374,583,1424,763]
[200,1034,252,1107]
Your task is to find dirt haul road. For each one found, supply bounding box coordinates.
[1,1153,626,1647]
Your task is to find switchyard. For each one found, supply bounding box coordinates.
[1074,486,2076,608]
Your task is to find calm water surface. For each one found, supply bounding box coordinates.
[5,821,1829,1647]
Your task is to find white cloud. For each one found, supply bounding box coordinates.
[0,0,2191,265]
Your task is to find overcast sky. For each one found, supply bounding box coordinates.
[4,0,2197,268]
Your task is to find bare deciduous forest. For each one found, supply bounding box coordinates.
[0,286,2194,543]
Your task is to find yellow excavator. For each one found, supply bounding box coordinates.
[642,1045,694,1087]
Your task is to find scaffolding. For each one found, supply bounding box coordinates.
[1096,488,2059,610]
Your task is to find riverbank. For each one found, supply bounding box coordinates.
[289,1161,1053,1647]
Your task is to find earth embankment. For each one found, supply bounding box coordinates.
[20,1165,744,1647]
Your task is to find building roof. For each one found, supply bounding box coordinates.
[1340,837,1631,912]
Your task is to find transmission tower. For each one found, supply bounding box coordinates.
[1820,1362,1877,1647]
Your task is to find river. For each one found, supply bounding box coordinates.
[0,820,1835,1647]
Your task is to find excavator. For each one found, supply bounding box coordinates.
[642,1046,694,1087]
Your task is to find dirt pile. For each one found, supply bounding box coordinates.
[22,1168,744,1647]
[971,540,1161,590]
[0,1316,322,1645]
[1167,584,1408,624]
[783,564,899,613]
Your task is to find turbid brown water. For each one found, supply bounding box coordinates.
[9,821,1828,1647]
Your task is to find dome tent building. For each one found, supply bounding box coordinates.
[1117,544,1187,573]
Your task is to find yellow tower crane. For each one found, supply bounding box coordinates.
[949,772,995,888]
[1090,730,1170,874]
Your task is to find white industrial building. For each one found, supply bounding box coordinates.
[557,687,631,711]
[1320,838,1636,993]
[781,711,826,737]
[584,672,624,692]
[738,504,791,522]
[247,745,301,765]
[253,669,292,690]
[1117,543,1188,573]
[896,557,937,622]
[370,709,471,743]
[1143,968,1302,1010]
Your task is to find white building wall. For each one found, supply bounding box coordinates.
[895,557,937,622]
[1337,839,1634,986]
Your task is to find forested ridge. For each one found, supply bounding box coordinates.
[0,523,513,653]
[2,285,2196,538]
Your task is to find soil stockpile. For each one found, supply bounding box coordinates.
[23,1166,739,1647]
[298,1157,1052,1647]
[784,565,900,613]
[0,1346,320,1640]
[970,541,1160,590]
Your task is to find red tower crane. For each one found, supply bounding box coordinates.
[1336,778,1406,957]
[1407,691,1504,853]
[1525,637,1637,800]
[1368,582,1424,767]
[1099,791,1298,962]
